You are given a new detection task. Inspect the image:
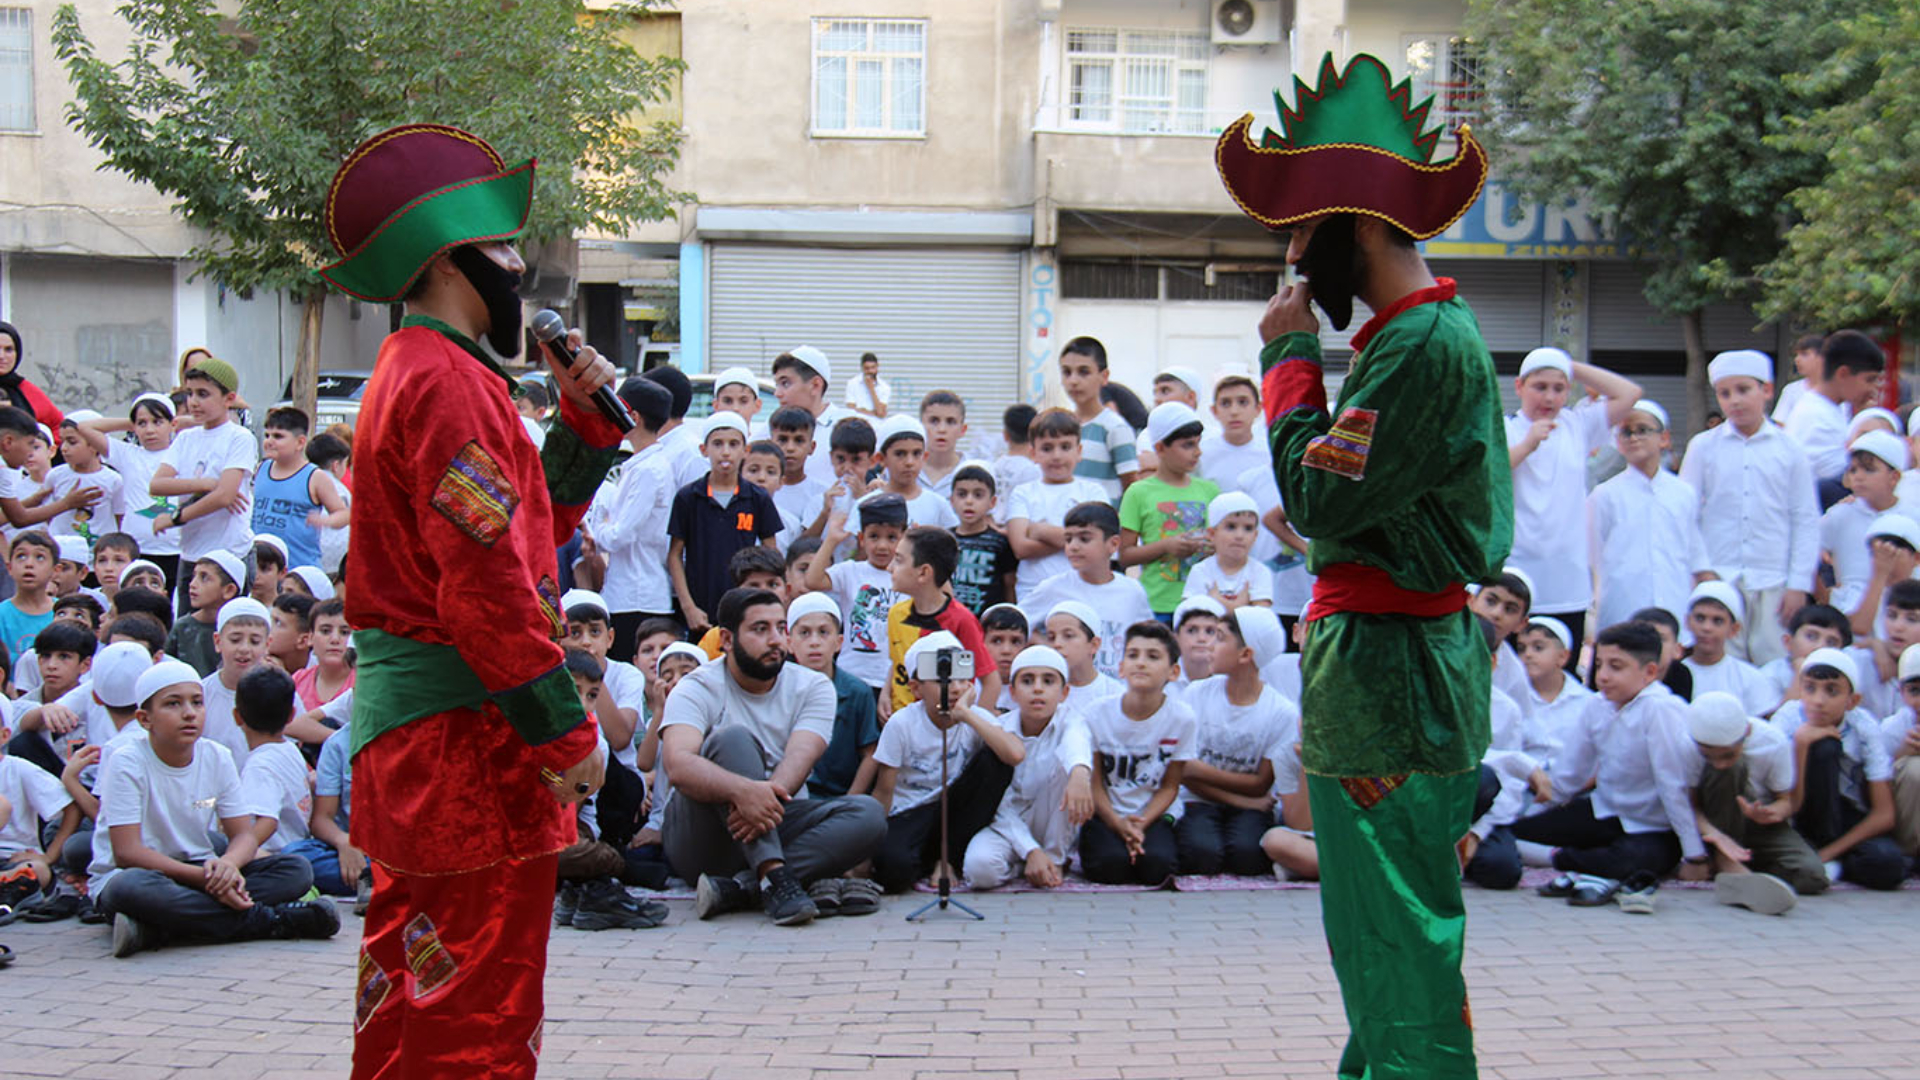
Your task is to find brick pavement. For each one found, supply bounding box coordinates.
[1,885,1914,1079]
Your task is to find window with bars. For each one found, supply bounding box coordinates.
[0,8,32,132]
[1061,260,1275,302]
[1401,34,1484,131]
[1064,27,1209,135]
[812,18,926,137]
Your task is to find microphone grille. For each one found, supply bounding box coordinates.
[531,309,565,343]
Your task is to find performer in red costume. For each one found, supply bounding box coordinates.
[317,124,623,1079]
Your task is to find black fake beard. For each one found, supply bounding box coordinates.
[1296,213,1362,332]
[449,245,525,356]
[731,640,786,682]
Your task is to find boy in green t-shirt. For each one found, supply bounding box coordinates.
[1119,402,1219,617]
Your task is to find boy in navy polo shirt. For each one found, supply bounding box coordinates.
[667,412,781,635]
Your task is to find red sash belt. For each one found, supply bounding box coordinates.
[1307,562,1468,622]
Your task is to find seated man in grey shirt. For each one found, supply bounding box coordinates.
[662,586,886,925]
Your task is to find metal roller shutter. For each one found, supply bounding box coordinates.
[1430,259,1547,354]
[1591,262,1780,354]
[708,246,1022,441]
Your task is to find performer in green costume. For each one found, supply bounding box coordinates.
[1215,54,1512,1079]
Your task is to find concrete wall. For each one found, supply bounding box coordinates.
[1053,296,1266,399]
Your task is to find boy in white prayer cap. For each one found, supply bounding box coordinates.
[1680,691,1822,912]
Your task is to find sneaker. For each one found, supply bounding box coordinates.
[77,897,106,925]
[111,912,155,958]
[569,880,665,931]
[553,882,580,927]
[837,877,881,917]
[269,897,342,940]
[761,867,818,927]
[353,871,373,918]
[807,878,845,918]
[1715,871,1797,916]
[1614,871,1659,915]
[694,874,757,921]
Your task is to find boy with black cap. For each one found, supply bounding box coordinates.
[598,376,679,658]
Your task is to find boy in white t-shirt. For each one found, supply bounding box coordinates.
[1682,583,1777,716]
[1759,604,1857,713]
[1079,621,1197,885]
[807,492,908,704]
[234,666,312,857]
[1198,373,1268,489]
[1043,601,1121,713]
[852,416,958,533]
[198,598,271,772]
[42,413,126,543]
[1877,644,1920,861]
[0,712,79,919]
[1505,347,1641,648]
[870,632,1025,893]
[1007,409,1110,595]
[1175,607,1298,877]
[1020,501,1154,677]
[1170,596,1225,697]
[1819,431,1918,615]
[1680,693,1824,913]
[88,660,337,957]
[1183,491,1274,611]
[149,358,257,571]
[962,645,1094,890]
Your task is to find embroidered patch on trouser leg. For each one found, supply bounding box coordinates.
[1302,406,1377,480]
[355,951,395,1032]
[403,913,460,1000]
[1339,773,1408,810]
[430,440,521,546]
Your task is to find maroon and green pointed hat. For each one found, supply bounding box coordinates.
[1215,53,1488,239]
[319,124,536,302]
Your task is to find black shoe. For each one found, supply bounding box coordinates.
[694,874,757,920]
[76,897,106,925]
[553,882,580,927]
[353,870,373,918]
[19,892,81,922]
[268,897,342,940]
[0,865,43,925]
[761,868,818,927]
[569,880,665,931]
[1536,872,1578,898]
[1566,874,1622,907]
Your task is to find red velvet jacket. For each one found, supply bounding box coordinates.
[345,316,620,874]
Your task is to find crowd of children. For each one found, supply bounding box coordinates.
[1,327,1917,965]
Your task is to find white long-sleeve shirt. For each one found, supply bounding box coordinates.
[1587,465,1711,630]
[1677,420,1820,592]
[1471,747,1543,840]
[982,711,1095,863]
[1783,388,1850,479]
[1683,654,1779,717]
[1522,673,1594,775]
[1819,496,1920,614]
[1506,397,1613,614]
[1550,681,1703,858]
[596,442,676,614]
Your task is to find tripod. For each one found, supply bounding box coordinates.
[906,671,985,922]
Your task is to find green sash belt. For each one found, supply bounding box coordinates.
[350,627,582,757]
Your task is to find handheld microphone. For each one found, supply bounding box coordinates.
[530,309,634,434]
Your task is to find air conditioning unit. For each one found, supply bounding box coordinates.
[1211,0,1283,46]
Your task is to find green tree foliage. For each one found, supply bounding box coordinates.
[53,0,686,412]
[1463,0,1870,431]
[1757,6,1920,329]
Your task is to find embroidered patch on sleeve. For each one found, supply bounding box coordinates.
[403,913,461,1000]
[355,952,394,1032]
[534,575,564,640]
[430,440,520,547]
[1338,773,1407,810]
[1302,406,1377,481]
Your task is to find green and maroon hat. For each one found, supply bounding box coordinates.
[1215,53,1488,239]
[319,124,536,302]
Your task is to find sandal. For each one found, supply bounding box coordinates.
[837,878,881,917]
[1536,872,1579,898]
[806,877,844,918]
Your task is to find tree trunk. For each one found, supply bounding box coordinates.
[1680,307,1708,439]
[292,292,324,423]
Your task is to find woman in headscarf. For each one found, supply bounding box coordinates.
[0,322,65,431]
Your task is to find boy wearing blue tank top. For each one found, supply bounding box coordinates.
[250,408,347,572]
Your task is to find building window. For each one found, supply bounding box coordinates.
[1401,34,1484,131]
[0,8,32,132]
[1064,27,1209,135]
[812,18,926,137]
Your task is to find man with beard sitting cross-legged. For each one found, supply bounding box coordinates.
[661,587,887,925]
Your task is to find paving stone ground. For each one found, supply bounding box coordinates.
[1,884,1914,1079]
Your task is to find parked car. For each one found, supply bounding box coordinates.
[274,370,372,431]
